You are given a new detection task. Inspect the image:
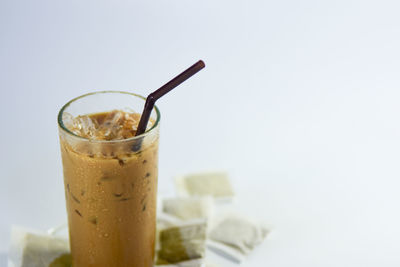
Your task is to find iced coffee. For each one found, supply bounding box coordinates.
[58,92,160,267]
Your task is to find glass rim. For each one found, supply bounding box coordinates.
[57,90,161,143]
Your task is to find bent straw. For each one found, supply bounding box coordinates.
[131,60,205,151]
[135,60,205,136]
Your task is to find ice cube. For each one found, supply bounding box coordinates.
[76,115,97,138]
[98,110,141,140]
[62,112,98,139]
[97,110,124,140]
[62,112,75,130]
[62,110,143,140]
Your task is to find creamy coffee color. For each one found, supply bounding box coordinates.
[60,110,159,267]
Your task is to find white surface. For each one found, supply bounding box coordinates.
[1,0,400,266]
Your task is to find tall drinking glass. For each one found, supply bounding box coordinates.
[58,91,160,267]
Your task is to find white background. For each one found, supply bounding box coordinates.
[1,0,400,266]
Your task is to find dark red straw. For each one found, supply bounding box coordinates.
[135,60,205,136]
